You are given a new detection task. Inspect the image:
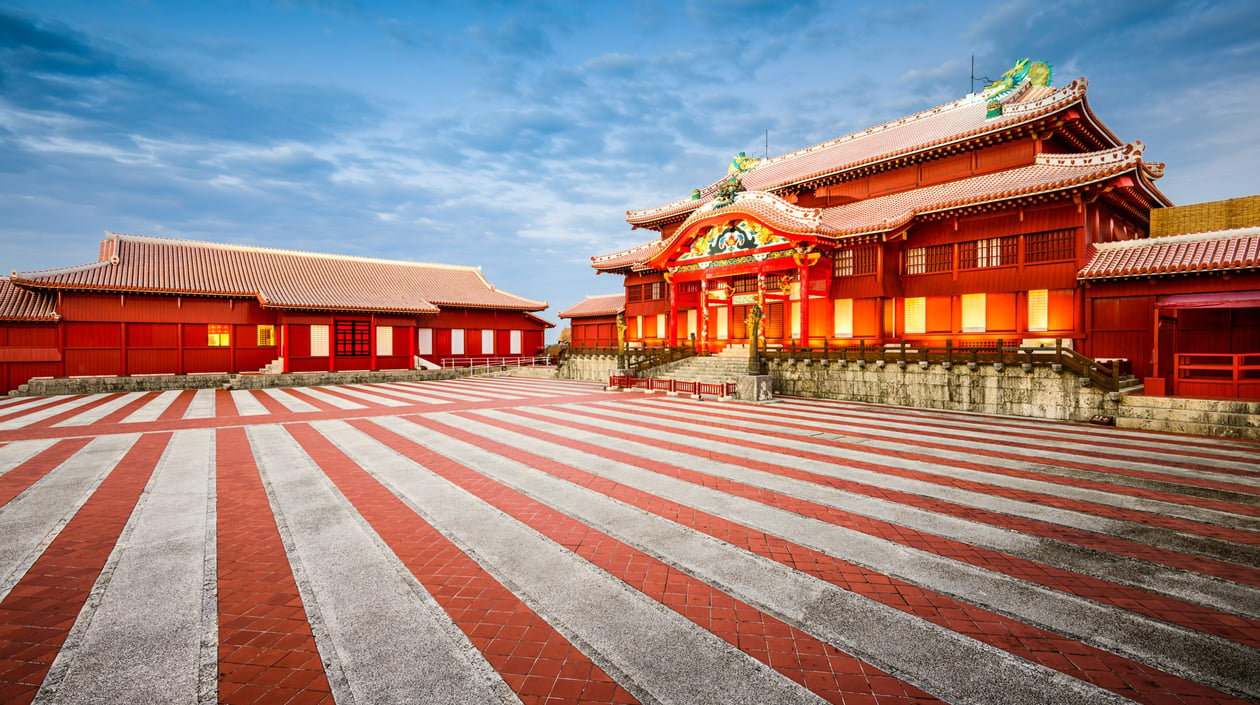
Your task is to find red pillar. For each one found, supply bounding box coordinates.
[668,278,679,347]
[799,264,810,347]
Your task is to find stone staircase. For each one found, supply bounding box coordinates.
[1117,393,1260,440]
[643,345,755,384]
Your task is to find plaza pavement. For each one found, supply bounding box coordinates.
[0,376,1256,705]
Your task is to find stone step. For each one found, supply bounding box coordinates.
[1121,394,1260,415]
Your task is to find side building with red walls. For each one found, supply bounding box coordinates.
[0,233,552,393]
[557,293,625,350]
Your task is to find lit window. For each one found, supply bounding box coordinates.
[377,326,393,355]
[417,328,433,355]
[509,330,522,354]
[311,325,329,357]
[962,293,987,332]
[834,250,854,276]
[481,329,494,354]
[451,329,465,355]
[208,324,231,347]
[905,248,925,275]
[834,299,853,337]
[904,298,926,334]
[1028,289,1048,332]
[257,325,276,347]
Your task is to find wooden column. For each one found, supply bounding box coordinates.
[799,263,810,347]
[667,277,678,347]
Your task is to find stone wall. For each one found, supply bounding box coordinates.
[769,358,1119,422]
[557,354,650,382]
[13,368,470,397]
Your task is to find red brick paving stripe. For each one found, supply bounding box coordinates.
[213,389,239,418]
[273,388,343,412]
[215,427,333,705]
[246,390,296,416]
[156,390,196,422]
[781,397,1260,471]
[0,438,94,508]
[356,416,942,705]
[297,386,375,407]
[0,398,82,425]
[93,392,165,426]
[589,401,1260,549]
[342,384,442,406]
[703,399,1260,499]
[0,433,169,705]
[18,394,127,430]
[283,424,636,705]
[558,402,1260,586]
[488,408,1260,650]
[421,410,1250,705]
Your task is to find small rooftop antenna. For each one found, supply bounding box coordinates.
[970,54,993,95]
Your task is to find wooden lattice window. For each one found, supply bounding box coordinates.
[905,245,952,275]
[1024,229,1076,263]
[959,237,1017,269]
[334,321,370,356]
[732,274,759,294]
[256,325,276,347]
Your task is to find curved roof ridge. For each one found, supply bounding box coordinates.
[627,78,1091,225]
[1095,226,1260,250]
[107,231,485,272]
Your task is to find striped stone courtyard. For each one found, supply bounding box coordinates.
[0,376,1256,705]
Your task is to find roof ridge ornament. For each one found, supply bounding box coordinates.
[984,58,1053,118]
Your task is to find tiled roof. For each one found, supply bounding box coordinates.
[1078,227,1260,280]
[591,239,665,273]
[0,277,58,321]
[558,293,625,319]
[628,77,1109,225]
[600,143,1165,272]
[11,233,547,314]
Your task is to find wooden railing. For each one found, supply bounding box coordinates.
[757,338,1128,392]
[609,375,735,398]
[1174,353,1260,399]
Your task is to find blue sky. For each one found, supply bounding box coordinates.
[3,1,1259,336]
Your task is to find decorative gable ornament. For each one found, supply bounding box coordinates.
[984,58,1053,98]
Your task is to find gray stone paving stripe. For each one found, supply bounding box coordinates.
[627,399,1260,517]
[52,392,148,427]
[355,384,452,405]
[687,398,1260,479]
[246,424,514,705]
[378,382,511,403]
[0,434,138,603]
[287,386,366,409]
[227,389,268,416]
[261,387,320,413]
[320,385,407,407]
[0,395,68,414]
[182,389,215,419]
[0,394,105,430]
[442,410,1260,701]
[121,389,181,424]
[782,397,1260,461]
[562,403,1260,565]
[0,438,60,478]
[476,407,1260,621]
[372,414,1139,705]
[316,418,828,705]
[457,379,560,397]
[36,430,211,705]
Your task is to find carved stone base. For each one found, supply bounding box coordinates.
[736,374,774,402]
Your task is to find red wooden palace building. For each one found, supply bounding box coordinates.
[557,293,624,349]
[583,60,1182,378]
[0,232,551,393]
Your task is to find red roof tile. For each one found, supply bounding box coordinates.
[600,143,1165,271]
[628,78,1112,225]
[558,293,625,318]
[0,277,58,322]
[12,233,547,314]
[1078,227,1260,280]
